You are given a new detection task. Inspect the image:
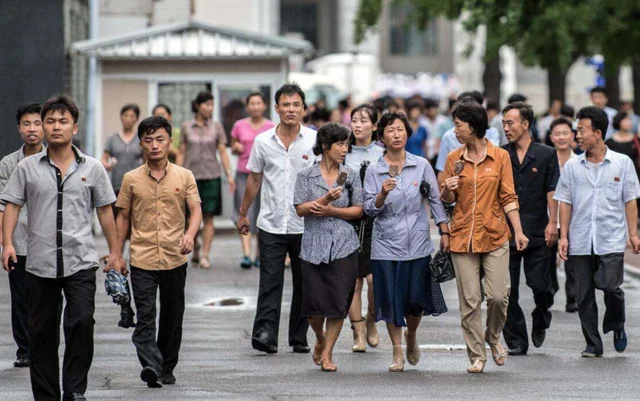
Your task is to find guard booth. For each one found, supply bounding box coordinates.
[73,20,312,223]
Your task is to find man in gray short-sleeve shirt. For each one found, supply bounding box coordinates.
[555,106,640,358]
[1,95,124,401]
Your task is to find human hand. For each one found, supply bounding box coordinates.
[440,234,450,253]
[325,187,343,202]
[444,176,460,192]
[228,177,236,194]
[630,235,640,254]
[380,178,397,197]
[105,254,128,276]
[310,202,334,217]
[2,245,16,273]
[237,215,250,235]
[545,223,558,247]
[515,231,529,251]
[232,142,244,154]
[558,238,569,260]
[180,233,195,254]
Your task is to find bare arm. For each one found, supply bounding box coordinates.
[506,209,524,235]
[547,192,558,225]
[101,151,112,171]
[559,202,572,239]
[186,200,203,239]
[239,172,263,216]
[2,203,21,271]
[96,205,125,274]
[625,200,638,238]
[113,207,130,257]
[177,143,187,167]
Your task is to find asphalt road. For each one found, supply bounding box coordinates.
[1,231,640,400]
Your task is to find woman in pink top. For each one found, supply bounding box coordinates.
[231,92,276,269]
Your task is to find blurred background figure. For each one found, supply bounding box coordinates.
[231,92,275,269]
[152,104,182,165]
[422,98,449,164]
[605,112,640,182]
[403,100,428,158]
[101,103,142,216]
[620,101,640,134]
[181,91,235,269]
[589,86,617,139]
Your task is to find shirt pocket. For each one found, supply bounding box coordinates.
[606,181,623,202]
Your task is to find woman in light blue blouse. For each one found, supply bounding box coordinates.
[294,123,364,372]
[363,111,450,372]
[344,104,384,352]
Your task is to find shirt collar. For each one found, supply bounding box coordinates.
[459,139,495,162]
[505,139,536,161]
[578,146,612,164]
[308,162,346,178]
[376,152,418,173]
[191,119,210,128]
[39,145,85,164]
[144,161,171,176]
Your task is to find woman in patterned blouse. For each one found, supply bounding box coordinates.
[294,123,363,372]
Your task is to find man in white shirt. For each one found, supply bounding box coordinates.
[590,86,617,139]
[238,84,316,354]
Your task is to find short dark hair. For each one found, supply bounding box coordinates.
[312,122,350,156]
[424,98,439,110]
[576,106,609,137]
[508,93,528,104]
[590,86,609,97]
[275,83,306,107]
[246,92,266,105]
[191,91,214,114]
[452,99,489,139]
[120,103,140,119]
[311,108,331,123]
[137,116,173,140]
[613,111,629,131]
[458,91,484,105]
[405,100,422,113]
[377,111,413,142]
[41,95,79,123]
[560,104,575,119]
[152,103,172,116]
[350,104,380,144]
[502,101,534,129]
[550,117,574,133]
[16,102,42,125]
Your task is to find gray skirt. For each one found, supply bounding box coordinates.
[233,172,260,234]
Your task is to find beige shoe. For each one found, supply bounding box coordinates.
[366,310,379,348]
[467,360,485,373]
[199,257,211,269]
[388,345,405,372]
[351,319,366,353]
[405,330,421,366]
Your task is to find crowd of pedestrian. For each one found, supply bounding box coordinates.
[2,81,640,399]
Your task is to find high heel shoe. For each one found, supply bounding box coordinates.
[405,330,421,366]
[320,358,337,372]
[389,345,405,372]
[351,319,366,353]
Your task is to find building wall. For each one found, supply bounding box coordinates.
[152,0,190,25]
[101,79,149,144]
[0,0,66,157]
[194,0,260,32]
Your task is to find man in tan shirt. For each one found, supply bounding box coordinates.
[114,116,202,388]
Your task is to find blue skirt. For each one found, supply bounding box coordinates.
[371,256,448,327]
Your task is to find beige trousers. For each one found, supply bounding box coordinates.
[451,242,510,363]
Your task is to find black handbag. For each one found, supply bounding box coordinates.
[430,250,455,283]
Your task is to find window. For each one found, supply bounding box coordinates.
[218,85,272,144]
[389,6,438,57]
[157,82,212,129]
[280,3,318,48]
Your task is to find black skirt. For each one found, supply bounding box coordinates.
[356,217,374,277]
[302,252,358,319]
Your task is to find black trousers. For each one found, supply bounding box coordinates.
[252,230,308,349]
[571,252,625,354]
[9,255,28,360]
[503,246,555,352]
[550,235,577,305]
[130,264,187,377]
[27,268,96,401]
